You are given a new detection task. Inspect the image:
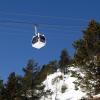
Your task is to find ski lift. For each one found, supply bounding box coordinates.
[32,25,46,49]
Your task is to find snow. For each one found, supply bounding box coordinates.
[68,67,85,78]
[93,94,100,98]
[41,67,86,100]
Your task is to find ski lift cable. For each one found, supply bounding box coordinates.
[0,23,84,34]
[0,23,85,32]
[0,11,89,22]
[0,20,86,29]
[0,24,82,41]
[0,21,84,36]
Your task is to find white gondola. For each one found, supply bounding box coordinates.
[32,26,46,49]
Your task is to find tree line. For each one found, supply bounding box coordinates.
[0,49,70,100]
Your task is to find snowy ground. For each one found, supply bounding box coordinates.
[41,68,86,100]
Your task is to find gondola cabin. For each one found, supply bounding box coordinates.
[32,33,46,49]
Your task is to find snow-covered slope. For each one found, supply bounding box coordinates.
[41,68,86,100]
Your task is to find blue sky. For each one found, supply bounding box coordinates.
[0,0,100,81]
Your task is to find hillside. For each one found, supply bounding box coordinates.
[41,67,86,100]
[40,66,100,100]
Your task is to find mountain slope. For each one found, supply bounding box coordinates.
[41,67,86,100]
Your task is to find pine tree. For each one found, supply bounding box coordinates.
[1,72,22,100]
[73,20,100,65]
[22,59,39,99]
[48,60,59,72]
[59,49,70,73]
[0,79,4,100]
[0,79,3,93]
[73,20,100,95]
[35,60,58,85]
[0,86,8,100]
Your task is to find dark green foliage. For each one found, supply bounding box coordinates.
[22,59,40,99]
[23,59,38,80]
[0,72,22,100]
[73,20,100,95]
[0,86,8,100]
[0,79,3,92]
[73,20,100,65]
[34,65,48,85]
[35,60,58,85]
[0,79,4,100]
[33,60,59,99]
[48,60,59,72]
[61,85,67,93]
[73,39,88,65]
[59,49,70,67]
[59,49,70,73]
